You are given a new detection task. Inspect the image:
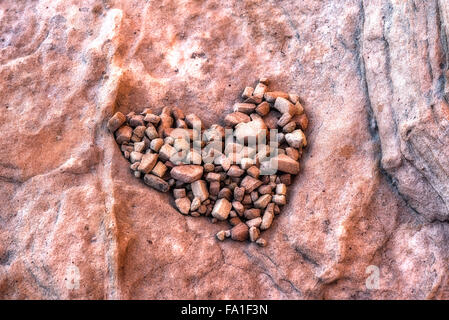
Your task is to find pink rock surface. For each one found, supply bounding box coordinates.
[0,0,448,299]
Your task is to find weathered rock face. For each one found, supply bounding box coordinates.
[0,0,448,299]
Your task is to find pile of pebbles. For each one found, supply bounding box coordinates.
[108,78,308,246]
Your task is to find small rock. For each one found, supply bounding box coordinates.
[150,138,164,152]
[240,158,254,170]
[249,226,260,242]
[244,208,261,219]
[129,114,145,127]
[145,124,159,139]
[233,103,256,114]
[143,174,170,192]
[255,101,270,116]
[204,163,215,172]
[283,121,296,133]
[227,165,245,177]
[234,187,245,202]
[170,165,203,183]
[279,173,292,185]
[138,153,158,173]
[211,198,232,220]
[107,112,126,132]
[260,204,275,230]
[246,217,262,228]
[144,113,161,125]
[230,223,249,241]
[285,147,299,160]
[254,194,272,209]
[209,181,220,196]
[134,141,145,153]
[272,194,286,205]
[256,238,267,247]
[273,97,296,115]
[190,197,201,211]
[173,188,186,199]
[285,129,307,148]
[264,91,289,103]
[242,86,254,99]
[276,184,287,195]
[171,107,185,121]
[253,82,267,100]
[270,154,300,174]
[191,180,209,201]
[250,191,259,202]
[231,201,245,216]
[258,184,273,195]
[240,176,263,193]
[115,126,133,144]
[175,197,191,215]
[247,166,260,179]
[206,172,221,182]
[288,93,299,104]
[218,188,232,200]
[216,230,227,241]
[242,194,252,205]
[185,113,202,130]
[224,112,251,127]
[277,112,292,127]
[133,125,146,138]
[130,151,143,163]
[151,161,167,178]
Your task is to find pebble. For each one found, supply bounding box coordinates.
[254,194,272,209]
[173,188,186,199]
[246,217,262,228]
[175,197,191,215]
[276,184,287,195]
[191,180,209,202]
[256,238,267,247]
[138,153,158,173]
[240,176,262,193]
[249,226,260,242]
[115,126,133,144]
[170,165,203,183]
[233,103,256,114]
[224,112,251,127]
[263,91,289,103]
[108,112,126,132]
[211,198,232,220]
[272,194,287,205]
[143,174,169,192]
[190,197,201,211]
[230,223,249,241]
[151,161,167,178]
[273,97,296,115]
[255,101,270,116]
[285,129,307,148]
[244,208,261,219]
[260,204,275,230]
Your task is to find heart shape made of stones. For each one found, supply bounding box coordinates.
[108,77,308,246]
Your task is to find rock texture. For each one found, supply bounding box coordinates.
[0,0,449,299]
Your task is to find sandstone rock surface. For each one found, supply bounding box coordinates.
[1,0,449,299]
